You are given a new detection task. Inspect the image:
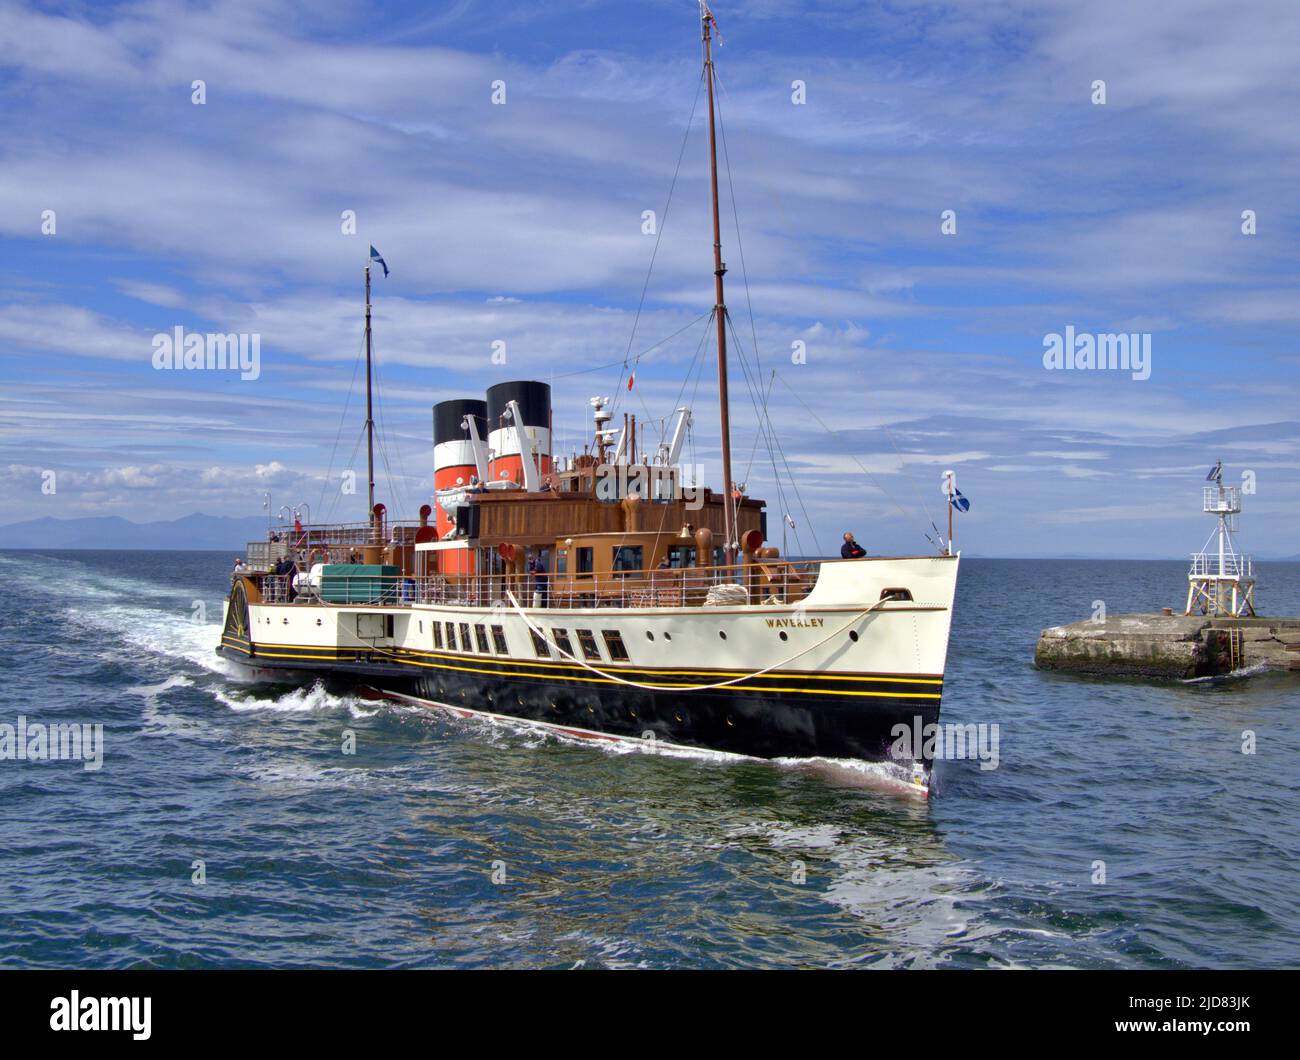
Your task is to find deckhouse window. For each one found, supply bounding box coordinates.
[667,545,695,568]
[459,623,472,653]
[556,549,568,575]
[576,547,594,576]
[432,623,444,649]
[474,624,490,653]
[611,546,643,577]
[552,629,574,657]
[576,629,601,661]
[880,587,913,602]
[445,622,458,651]
[602,630,629,661]
[530,628,551,657]
[491,625,509,654]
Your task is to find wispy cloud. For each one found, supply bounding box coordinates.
[0,0,1297,558]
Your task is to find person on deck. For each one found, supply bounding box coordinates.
[274,556,299,600]
[528,553,550,606]
[840,532,867,559]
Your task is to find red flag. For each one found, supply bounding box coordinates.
[627,370,635,391]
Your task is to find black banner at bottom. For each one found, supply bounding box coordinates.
[0,968,1287,1045]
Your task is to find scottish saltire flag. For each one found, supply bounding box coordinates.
[951,489,970,513]
[369,245,389,278]
[1206,460,1223,483]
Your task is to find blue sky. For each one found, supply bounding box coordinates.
[2,0,1298,558]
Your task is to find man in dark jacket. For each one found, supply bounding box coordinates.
[528,552,549,606]
[840,532,867,559]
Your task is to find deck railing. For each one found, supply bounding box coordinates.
[243,519,432,571]
[1189,552,1253,579]
[254,560,822,610]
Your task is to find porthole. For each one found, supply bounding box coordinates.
[663,632,672,641]
[645,631,655,641]
[718,630,727,640]
[726,716,734,727]
[282,617,288,625]
[675,711,684,722]
[316,618,322,626]
[778,630,788,641]
[849,630,859,642]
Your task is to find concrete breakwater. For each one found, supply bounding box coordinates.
[1035,613,1300,679]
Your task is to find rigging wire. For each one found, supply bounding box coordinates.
[774,371,931,535]
[712,67,767,409]
[317,329,366,524]
[713,65,939,548]
[366,327,415,523]
[604,314,716,558]
[610,68,706,416]
[726,313,815,555]
[550,310,712,380]
[710,68,817,555]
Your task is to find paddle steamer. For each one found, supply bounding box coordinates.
[217,6,960,784]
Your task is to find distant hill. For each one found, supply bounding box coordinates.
[0,513,272,550]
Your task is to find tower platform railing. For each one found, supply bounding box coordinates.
[1188,552,1253,579]
[1202,485,1242,514]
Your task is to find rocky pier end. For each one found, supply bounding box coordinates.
[1034,613,1300,679]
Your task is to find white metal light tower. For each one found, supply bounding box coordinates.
[1185,460,1256,617]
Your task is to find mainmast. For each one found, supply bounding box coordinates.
[702,4,736,564]
[364,263,376,535]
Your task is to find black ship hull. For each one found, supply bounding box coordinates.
[216,641,941,764]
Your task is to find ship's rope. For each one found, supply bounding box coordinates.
[610,67,706,415]
[317,332,367,523]
[279,588,892,694]
[711,67,942,552]
[502,589,889,692]
[726,314,818,555]
[774,372,929,534]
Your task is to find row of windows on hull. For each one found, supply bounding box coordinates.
[411,584,917,664]
[417,619,631,663]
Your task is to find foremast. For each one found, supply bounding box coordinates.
[364,263,376,539]
[702,4,736,565]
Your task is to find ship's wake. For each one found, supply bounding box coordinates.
[0,551,240,680]
[377,688,929,799]
[213,680,376,718]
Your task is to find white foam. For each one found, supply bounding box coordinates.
[1182,660,1271,684]
[126,675,195,699]
[390,692,746,763]
[773,754,930,797]
[213,680,375,718]
[126,675,228,742]
[0,551,239,679]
